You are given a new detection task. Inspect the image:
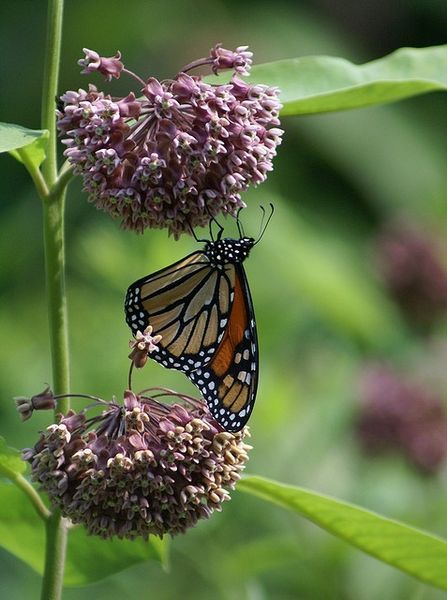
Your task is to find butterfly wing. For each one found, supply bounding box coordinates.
[188,263,258,432]
[125,252,235,373]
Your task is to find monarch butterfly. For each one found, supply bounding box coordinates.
[124,211,271,432]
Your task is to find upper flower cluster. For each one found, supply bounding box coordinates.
[57,45,283,238]
[24,390,251,538]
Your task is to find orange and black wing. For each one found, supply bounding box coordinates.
[188,264,258,432]
[125,252,235,373]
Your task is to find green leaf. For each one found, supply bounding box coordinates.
[0,436,26,478]
[0,122,49,168]
[65,528,169,587]
[0,481,168,586]
[238,476,447,591]
[0,482,45,574]
[245,45,447,115]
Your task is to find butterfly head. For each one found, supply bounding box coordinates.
[204,236,255,267]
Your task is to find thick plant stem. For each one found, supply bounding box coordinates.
[42,193,70,414]
[41,511,68,600]
[40,1,69,599]
[40,179,70,600]
[41,0,64,186]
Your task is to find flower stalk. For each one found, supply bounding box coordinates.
[11,473,51,521]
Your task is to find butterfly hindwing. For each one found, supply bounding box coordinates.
[188,264,258,432]
[125,252,235,373]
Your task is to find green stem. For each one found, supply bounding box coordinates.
[41,511,68,600]
[41,0,64,187]
[42,192,70,413]
[16,148,50,199]
[11,474,51,521]
[51,162,74,199]
[40,1,69,599]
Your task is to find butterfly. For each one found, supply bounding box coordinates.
[124,211,271,432]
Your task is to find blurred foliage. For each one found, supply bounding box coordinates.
[2,1,447,599]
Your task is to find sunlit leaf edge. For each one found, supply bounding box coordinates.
[240,45,447,115]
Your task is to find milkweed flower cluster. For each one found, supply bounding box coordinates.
[23,389,251,538]
[356,365,447,473]
[57,44,283,238]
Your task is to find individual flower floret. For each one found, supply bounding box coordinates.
[78,48,124,80]
[128,326,162,368]
[14,386,56,421]
[24,389,251,538]
[210,44,253,76]
[57,44,283,238]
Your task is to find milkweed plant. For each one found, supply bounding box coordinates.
[3,1,447,598]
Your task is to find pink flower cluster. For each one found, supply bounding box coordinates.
[57,45,283,237]
[24,390,250,538]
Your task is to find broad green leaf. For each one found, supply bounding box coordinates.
[0,122,49,168]
[243,45,447,115]
[0,482,168,586]
[238,476,447,592]
[0,436,26,478]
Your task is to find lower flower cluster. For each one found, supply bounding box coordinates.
[24,391,250,538]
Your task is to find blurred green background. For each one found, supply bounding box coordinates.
[2,1,447,598]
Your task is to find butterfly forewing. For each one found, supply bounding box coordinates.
[125,252,235,373]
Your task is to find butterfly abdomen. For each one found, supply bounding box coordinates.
[204,237,255,268]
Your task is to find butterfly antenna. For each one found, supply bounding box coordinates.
[236,207,245,238]
[208,217,214,242]
[204,204,224,241]
[254,203,275,245]
[204,203,215,241]
[257,205,266,239]
[188,220,207,244]
[214,216,224,240]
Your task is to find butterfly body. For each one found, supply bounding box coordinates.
[203,237,254,269]
[125,236,258,432]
